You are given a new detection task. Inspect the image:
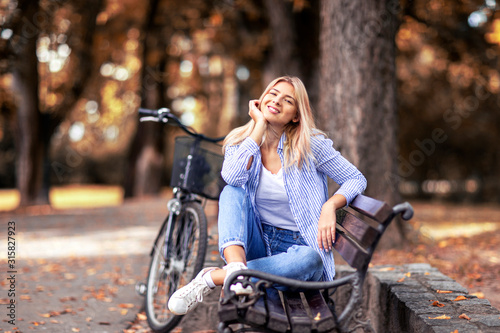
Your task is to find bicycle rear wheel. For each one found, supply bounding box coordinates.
[144,201,208,332]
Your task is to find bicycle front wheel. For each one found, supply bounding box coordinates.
[144,201,208,333]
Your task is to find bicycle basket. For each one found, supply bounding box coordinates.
[170,136,226,200]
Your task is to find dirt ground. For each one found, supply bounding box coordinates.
[371,200,500,310]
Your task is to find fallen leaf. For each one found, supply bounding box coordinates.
[64,273,76,280]
[99,322,111,325]
[20,295,31,300]
[137,313,147,321]
[428,314,450,320]
[72,328,80,332]
[121,309,128,315]
[397,277,405,282]
[314,312,321,321]
[39,313,51,318]
[467,273,481,280]
[378,267,395,271]
[471,292,485,299]
[454,296,467,301]
[30,321,46,326]
[118,303,134,309]
[405,272,411,277]
[451,330,458,333]
[431,300,445,307]
[60,296,77,302]
[436,290,452,294]
[459,313,471,320]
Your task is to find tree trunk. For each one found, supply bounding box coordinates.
[261,0,320,108]
[124,0,166,198]
[319,0,405,247]
[9,0,102,206]
[11,1,44,205]
[262,0,301,83]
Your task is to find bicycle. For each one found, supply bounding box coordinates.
[135,107,226,332]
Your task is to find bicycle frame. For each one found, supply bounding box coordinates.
[139,107,221,257]
[149,191,201,254]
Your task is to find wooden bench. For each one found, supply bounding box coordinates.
[218,194,414,333]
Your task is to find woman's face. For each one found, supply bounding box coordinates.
[261,81,299,129]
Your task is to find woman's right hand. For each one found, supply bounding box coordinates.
[249,100,266,124]
[248,99,267,146]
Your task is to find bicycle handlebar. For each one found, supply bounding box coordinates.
[138,107,225,143]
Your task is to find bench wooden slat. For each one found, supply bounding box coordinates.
[245,289,289,332]
[303,290,336,332]
[245,296,267,326]
[218,301,239,324]
[334,226,370,270]
[266,290,289,332]
[350,194,393,223]
[283,292,312,333]
[338,211,379,248]
[218,288,240,324]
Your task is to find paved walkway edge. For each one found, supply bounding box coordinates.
[334,263,500,333]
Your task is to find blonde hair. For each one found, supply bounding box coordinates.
[223,76,323,168]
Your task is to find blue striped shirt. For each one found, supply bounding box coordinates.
[221,133,367,280]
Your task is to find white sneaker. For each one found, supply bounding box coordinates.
[223,262,253,295]
[168,267,217,315]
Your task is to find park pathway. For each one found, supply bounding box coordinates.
[1,195,223,333]
[1,192,499,332]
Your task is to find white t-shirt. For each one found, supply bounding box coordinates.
[255,165,298,231]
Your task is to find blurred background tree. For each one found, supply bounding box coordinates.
[0,0,499,217]
[397,0,500,203]
[1,0,102,205]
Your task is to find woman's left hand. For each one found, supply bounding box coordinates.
[317,194,346,252]
[317,202,336,252]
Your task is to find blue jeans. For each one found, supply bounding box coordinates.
[218,185,324,283]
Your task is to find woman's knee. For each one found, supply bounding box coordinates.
[219,185,246,205]
[289,246,323,275]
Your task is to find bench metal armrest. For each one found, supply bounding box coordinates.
[392,202,414,220]
[222,268,366,329]
[222,269,360,298]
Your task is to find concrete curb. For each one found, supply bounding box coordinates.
[334,263,500,333]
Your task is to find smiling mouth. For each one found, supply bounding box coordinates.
[267,106,280,114]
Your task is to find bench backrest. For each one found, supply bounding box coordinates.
[333,194,394,270]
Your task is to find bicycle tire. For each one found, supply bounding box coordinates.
[144,201,208,332]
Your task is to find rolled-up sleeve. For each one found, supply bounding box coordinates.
[221,137,260,186]
[311,135,367,205]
